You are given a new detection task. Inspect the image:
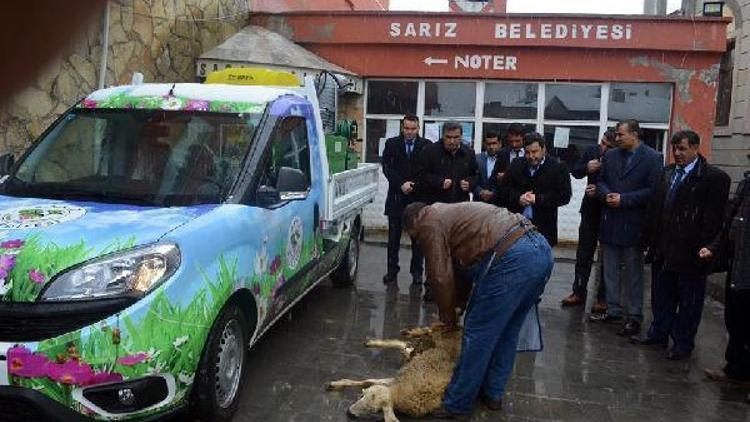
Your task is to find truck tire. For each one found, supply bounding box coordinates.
[190,301,249,421]
[330,224,360,287]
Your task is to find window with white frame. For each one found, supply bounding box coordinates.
[364,80,673,166]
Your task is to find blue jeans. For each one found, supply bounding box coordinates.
[602,244,644,322]
[443,231,553,415]
[647,262,706,354]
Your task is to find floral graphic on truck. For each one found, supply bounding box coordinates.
[79,92,266,114]
[0,205,86,229]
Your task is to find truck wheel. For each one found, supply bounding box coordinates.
[190,301,248,422]
[331,225,360,287]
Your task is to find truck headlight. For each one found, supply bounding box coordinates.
[40,243,180,302]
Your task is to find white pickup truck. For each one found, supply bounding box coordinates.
[0,68,377,421]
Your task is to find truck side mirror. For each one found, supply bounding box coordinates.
[256,185,281,207]
[0,154,14,176]
[277,167,308,200]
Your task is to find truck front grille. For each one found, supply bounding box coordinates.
[0,298,135,342]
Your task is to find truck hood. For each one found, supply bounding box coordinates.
[0,196,215,302]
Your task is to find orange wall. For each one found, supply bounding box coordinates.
[250,0,388,12]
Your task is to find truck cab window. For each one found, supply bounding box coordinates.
[259,116,312,190]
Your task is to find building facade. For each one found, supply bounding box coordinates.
[683,0,750,187]
[251,12,728,238]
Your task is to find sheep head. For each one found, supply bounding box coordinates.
[347,384,398,422]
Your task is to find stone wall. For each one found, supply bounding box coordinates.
[0,0,248,157]
[685,1,750,188]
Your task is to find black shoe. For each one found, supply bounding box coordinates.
[617,320,641,337]
[429,405,471,420]
[480,394,503,411]
[666,349,691,361]
[588,313,623,323]
[411,275,423,285]
[630,335,668,347]
[382,273,397,284]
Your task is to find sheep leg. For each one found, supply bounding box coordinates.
[364,339,414,359]
[325,378,393,391]
[400,326,432,338]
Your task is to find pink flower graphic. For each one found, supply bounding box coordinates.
[81,99,97,108]
[272,275,286,298]
[270,255,281,275]
[0,254,17,279]
[117,352,149,366]
[184,99,210,111]
[47,359,95,385]
[7,346,49,378]
[28,269,45,284]
[0,239,24,249]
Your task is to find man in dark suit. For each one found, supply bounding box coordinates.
[561,130,616,312]
[589,119,663,337]
[381,114,431,286]
[416,121,478,205]
[702,162,750,386]
[494,124,526,206]
[501,132,572,246]
[633,130,730,360]
[416,121,478,301]
[473,132,502,204]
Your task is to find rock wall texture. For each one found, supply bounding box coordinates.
[0,0,248,156]
[684,1,750,187]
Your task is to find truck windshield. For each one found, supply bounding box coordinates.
[3,108,263,206]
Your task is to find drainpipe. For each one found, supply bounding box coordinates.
[98,0,110,89]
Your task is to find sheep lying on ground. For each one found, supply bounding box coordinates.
[326,325,463,422]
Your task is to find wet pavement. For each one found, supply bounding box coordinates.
[233,244,750,421]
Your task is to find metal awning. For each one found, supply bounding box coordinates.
[196,25,357,80]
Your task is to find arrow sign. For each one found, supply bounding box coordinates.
[424,57,449,66]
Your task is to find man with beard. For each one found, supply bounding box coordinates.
[500,132,572,247]
[474,132,503,204]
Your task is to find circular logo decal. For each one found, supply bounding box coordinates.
[0,205,87,229]
[286,216,304,270]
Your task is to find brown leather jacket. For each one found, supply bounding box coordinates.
[411,202,524,324]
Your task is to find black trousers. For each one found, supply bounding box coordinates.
[386,215,424,278]
[724,279,750,381]
[647,263,706,354]
[572,213,605,300]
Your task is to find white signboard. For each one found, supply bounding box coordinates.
[553,127,571,149]
[425,122,441,143]
[386,119,401,138]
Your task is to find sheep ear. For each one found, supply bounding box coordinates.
[382,404,399,422]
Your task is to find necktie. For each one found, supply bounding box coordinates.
[406,141,414,157]
[667,167,685,203]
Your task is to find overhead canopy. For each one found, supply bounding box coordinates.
[197,25,356,78]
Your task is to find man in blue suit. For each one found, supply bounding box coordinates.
[473,132,502,204]
[589,119,663,337]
